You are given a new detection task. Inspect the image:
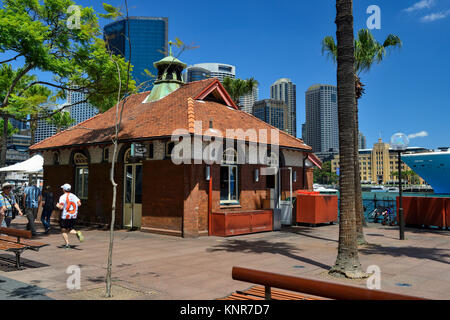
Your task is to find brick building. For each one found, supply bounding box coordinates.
[29,53,320,237]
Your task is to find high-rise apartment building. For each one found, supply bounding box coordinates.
[188,63,235,82]
[253,99,289,133]
[359,132,367,150]
[67,90,98,125]
[270,78,296,137]
[104,17,168,91]
[183,66,211,83]
[304,84,338,154]
[239,84,259,114]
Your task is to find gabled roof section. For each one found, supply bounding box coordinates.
[193,79,238,110]
[29,78,312,152]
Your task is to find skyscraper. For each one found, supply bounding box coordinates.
[188,63,235,82]
[304,84,339,154]
[67,90,98,125]
[359,132,367,150]
[183,66,211,83]
[270,78,296,137]
[104,17,168,91]
[239,84,259,114]
[253,99,289,133]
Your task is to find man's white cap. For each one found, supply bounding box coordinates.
[61,183,71,191]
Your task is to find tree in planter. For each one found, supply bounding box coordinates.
[322,29,402,245]
[222,77,258,107]
[0,0,134,171]
[328,0,366,279]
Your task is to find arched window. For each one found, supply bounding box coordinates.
[103,147,110,162]
[53,152,60,165]
[220,148,239,204]
[124,148,132,163]
[73,152,89,199]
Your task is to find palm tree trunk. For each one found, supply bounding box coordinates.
[329,0,366,279]
[354,97,367,245]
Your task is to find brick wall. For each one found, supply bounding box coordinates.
[142,160,184,235]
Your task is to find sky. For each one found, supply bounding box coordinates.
[8,0,450,149]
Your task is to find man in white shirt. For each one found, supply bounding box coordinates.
[56,183,84,248]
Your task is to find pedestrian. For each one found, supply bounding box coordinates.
[0,182,24,227]
[56,183,84,248]
[41,185,55,234]
[23,179,42,236]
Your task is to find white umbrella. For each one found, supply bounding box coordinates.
[0,154,43,174]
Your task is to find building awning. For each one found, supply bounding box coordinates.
[0,154,43,174]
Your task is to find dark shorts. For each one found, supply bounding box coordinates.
[60,219,77,230]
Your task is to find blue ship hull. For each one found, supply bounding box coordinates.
[402,151,450,194]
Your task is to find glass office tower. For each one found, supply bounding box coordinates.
[253,99,289,133]
[104,17,168,91]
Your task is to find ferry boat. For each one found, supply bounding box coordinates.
[401,148,450,194]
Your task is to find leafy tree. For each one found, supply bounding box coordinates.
[314,161,338,184]
[0,0,135,170]
[328,0,366,279]
[47,110,75,133]
[0,119,17,137]
[222,77,258,106]
[322,29,402,245]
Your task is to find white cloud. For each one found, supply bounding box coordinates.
[420,10,450,22]
[404,0,435,12]
[408,131,429,139]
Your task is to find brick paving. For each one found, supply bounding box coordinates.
[0,216,448,300]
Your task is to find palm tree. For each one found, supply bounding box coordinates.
[222,77,258,107]
[328,0,366,279]
[322,29,402,245]
[48,111,75,133]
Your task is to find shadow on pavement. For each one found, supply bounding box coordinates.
[359,244,450,264]
[207,239,331,271]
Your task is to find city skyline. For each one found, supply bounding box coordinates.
[13,0,450,149]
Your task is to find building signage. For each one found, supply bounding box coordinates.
[131,143,147,158]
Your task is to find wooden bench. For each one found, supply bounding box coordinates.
[221,285,323,300]
[226,266,427,300]
[0,227,48,269]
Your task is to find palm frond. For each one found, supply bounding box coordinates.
[321,36,337,63]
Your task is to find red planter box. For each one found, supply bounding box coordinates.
[296,194,338,224]
[211,210,273,237]
[446,200,450,229]
[397,196,446,228]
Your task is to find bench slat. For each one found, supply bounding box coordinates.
[0,235,48,248]
[0,240,27,251]
[0,227,32,239]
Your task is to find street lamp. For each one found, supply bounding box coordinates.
[390,133,410,240]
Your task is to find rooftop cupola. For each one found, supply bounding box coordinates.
[144,41,187,103]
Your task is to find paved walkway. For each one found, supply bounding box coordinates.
[0,216,448,300]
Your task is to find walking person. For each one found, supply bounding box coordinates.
[0,182,24,227]
[41,186,55,234]
[23,179,42,236]
[56,184,84,248]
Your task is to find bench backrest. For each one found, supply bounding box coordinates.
[0,227,32,240]
[232,266,427,300]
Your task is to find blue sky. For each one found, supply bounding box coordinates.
[9,0,450,149]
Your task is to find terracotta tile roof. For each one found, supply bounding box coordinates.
[30,79,312,152]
